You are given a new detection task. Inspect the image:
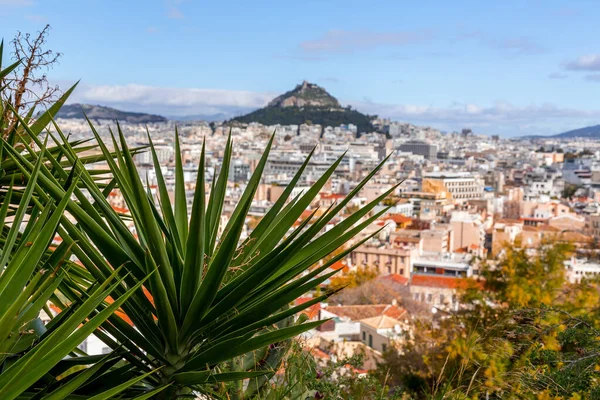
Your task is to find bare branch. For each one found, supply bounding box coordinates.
[1,24,62,138]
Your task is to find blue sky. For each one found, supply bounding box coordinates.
[2,0,600,136]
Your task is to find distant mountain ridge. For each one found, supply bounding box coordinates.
[58,104,167,123]
[523,124,600,139]
[552,125,600,139]
[229,81,376,133]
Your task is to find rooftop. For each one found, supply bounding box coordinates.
[360,315,403,330]
[323,304,407,321]
[410,275,482,289]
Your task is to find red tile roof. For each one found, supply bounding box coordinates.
[384,214,413,225]
[330,260,349,272]
[410,275,481,290]
[380,274,409,286]
[311,348,331,360]
[320,193,346,200]
[295,297,321,319]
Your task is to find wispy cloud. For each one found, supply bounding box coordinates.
[548,72,568,79]
[456,29,546,56]
[564,54,600,71]
[147,26,159,34]
[299,29,433,54]
[493,37,546,55]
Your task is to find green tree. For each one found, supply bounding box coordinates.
[378,242,600,399]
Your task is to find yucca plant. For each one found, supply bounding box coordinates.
[5,98,396,398]
[0,140,168,400]
[1,42,179,400]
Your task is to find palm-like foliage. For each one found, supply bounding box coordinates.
[4,108,396,398]
[1,36,395,396]
[0,140,154,400]
[0,44,166,399]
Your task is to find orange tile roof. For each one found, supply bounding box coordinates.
[410,275,481,290]
[320,193,346,200]
[384,214,413,225]
[295,297,313,305]
[324,304,407,321]
[383,306,408,319]
[330,260,349,272]
[295,297,321,319]
[300,209,314,219]
[380,274,409,286]
[310,347,331,360]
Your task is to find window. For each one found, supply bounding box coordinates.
[362,331,366,341]
[368,334,373,347]
[400,268,404,275]
[439,294,445,304]
[427,293,433,303]
[382,343,387,353]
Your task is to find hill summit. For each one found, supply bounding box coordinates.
[267,80,341,109]
[230,81,375,133]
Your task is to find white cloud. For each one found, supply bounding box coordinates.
[564,54,600,71]
[63,82,600,136]
[67,83,275,117]
[494,37,546,55]
[350,99,600,136]
[299,29,433,54]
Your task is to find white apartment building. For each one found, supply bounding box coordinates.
[134,143,173,165]
[423,172,484,202]
[565,258,600,283]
